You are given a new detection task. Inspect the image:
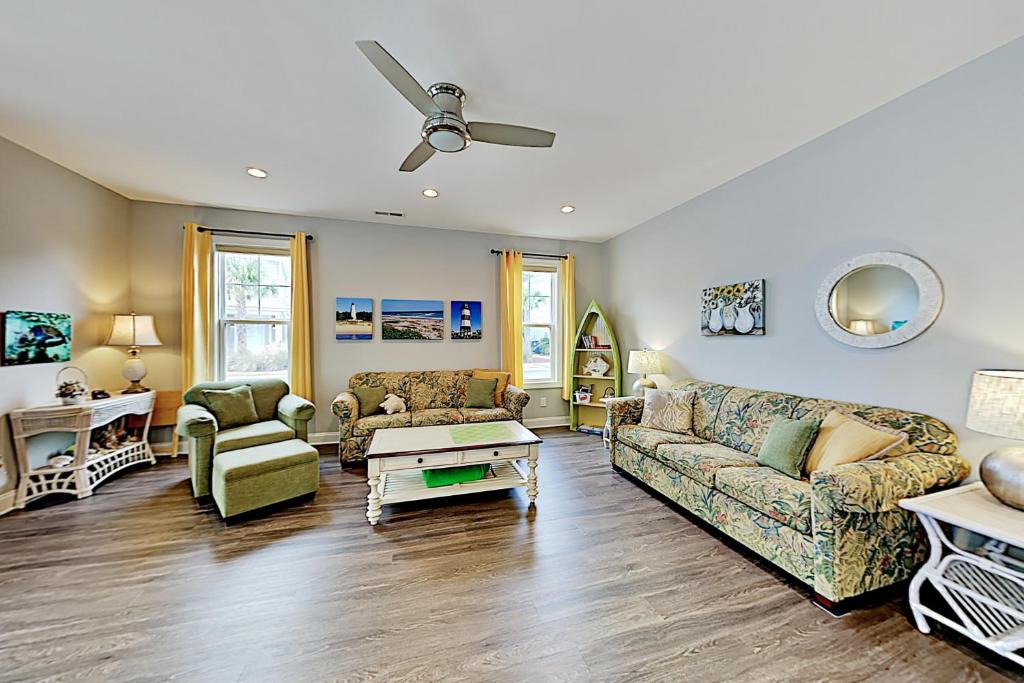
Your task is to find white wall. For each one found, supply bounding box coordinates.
[0,137,132,499]
[128,202,604,434]
[604,38,1024,471]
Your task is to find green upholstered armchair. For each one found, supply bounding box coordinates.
[176,379,316,498]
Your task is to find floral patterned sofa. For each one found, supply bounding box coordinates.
[606,379,970,607]
[331,370,530,464]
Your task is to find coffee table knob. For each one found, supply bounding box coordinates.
[493,450,499,456]
[417,457,423,464]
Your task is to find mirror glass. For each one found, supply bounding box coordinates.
[828,265,919,336]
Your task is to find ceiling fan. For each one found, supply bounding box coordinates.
[356,41,556,172]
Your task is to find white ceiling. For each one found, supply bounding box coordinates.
[2,2,1023,242]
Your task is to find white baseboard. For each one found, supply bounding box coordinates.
[0,489,16,516]
[309,431,340,446]
[524,415,570,429]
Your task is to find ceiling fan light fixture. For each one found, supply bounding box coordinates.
[246,166,269,179]
[560,205,575,214]
[422,188,439,198]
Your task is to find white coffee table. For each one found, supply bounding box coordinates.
[900,482,1024,666]
[363,420,542,525]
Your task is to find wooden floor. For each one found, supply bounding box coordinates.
[0,429,1019,683]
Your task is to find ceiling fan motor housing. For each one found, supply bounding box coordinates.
[423,82,470,152]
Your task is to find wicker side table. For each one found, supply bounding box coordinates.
[10,392,156,509]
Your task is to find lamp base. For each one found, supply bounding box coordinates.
[981,446,1024,511]
[631,376,656,397]
[121,349,150,394]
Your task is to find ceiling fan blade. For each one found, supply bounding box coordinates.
[356,41,439,116]
[399,140,435,172]
[467,122,555,148]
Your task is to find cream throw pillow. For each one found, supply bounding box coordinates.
[803,410,907,473]
[640,389,696,434]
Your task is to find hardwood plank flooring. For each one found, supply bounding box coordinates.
[0,429,1018,682]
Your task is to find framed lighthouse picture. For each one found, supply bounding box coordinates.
[336,297,374,340]
[450,300,482,340]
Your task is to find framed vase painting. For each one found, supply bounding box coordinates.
[450,301,482,340]
[381,299,444,340]
[701,280,764,336]
[2,310,72,365]
[335,297,373,340]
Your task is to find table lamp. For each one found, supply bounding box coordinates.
[966,369,1024,510]
[627,348,662,396]
[105,313,162,394]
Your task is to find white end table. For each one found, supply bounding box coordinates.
[900,482,1024,666]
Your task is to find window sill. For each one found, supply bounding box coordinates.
[523,381,563,390]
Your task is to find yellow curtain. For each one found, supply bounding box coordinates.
[180,223,213,389]
[560,253,576,401]
[289,232,313,399]
[499,250,524,387]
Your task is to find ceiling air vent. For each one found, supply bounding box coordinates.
[374,210,405,218]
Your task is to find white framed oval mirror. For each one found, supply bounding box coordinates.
[815,252,943,348]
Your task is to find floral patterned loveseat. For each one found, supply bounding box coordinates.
[606,379,970,607]
[332,370,530,464]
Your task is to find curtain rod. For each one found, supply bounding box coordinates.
[182,225,313,241]
[489,249,566,260]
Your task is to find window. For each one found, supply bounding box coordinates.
[215,247,291,381]
[522,262,560,386]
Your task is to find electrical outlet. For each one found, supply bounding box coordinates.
[539,397,548,407]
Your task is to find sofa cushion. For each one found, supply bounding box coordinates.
[653,442,757,487]
[617,425,705,456]
[804,410,908,474]
[407,370,471,411]
[714,467,812,535]
[353,412,412,437]
[466,377,498,408]
[412,408,464,427]
[352,385,386,417]
[673,380,734,441]
[472,369,511,407]
[460,407,514,423]
[714,387,803,454]
[185,379,289,422]
[215,419,295,454]
[201,385,260,430]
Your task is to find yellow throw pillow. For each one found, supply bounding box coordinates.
[804,410,908,474]
[472,369,511,407]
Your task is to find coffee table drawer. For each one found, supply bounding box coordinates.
[461,445,529,463]
[380,451,459,471]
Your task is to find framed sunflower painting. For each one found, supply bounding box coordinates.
[701,279,764,336]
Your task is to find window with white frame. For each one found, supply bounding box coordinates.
[522,262,560,386]
[215,246,291,381]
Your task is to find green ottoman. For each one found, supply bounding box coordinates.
[212,438,319,519]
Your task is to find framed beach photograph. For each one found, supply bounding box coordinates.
[2,310,72,365]
[450,301,482,340]
[381,299,444,340]
[335,297,373,340]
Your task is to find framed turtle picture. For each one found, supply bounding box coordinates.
[3,310,72,365]
[701,280,764,336]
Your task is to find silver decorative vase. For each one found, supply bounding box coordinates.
[980,446,1024,511]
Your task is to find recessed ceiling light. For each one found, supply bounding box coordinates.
[246,167,269,179]
[422,188,439,198]
[560,205,575,214]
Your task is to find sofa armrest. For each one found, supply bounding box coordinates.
[503,385,530,421]
[176,404,217,438]
[331,391,359,420]
[810,451,970,602]
[812,452,971,515]
[605,396,644,445]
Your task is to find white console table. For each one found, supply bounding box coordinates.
[900,482,1024,667]
[9,392,156,509]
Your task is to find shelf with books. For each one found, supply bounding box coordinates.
[569,300,621,433]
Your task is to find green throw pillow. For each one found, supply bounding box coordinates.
[756,417,821,479]
[465,378,498,409]
[352,385,386,418]
[201,385,259,430]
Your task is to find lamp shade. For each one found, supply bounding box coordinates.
[966,370,1024,440]
[105,313,162,347]
[627,349,662,375]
